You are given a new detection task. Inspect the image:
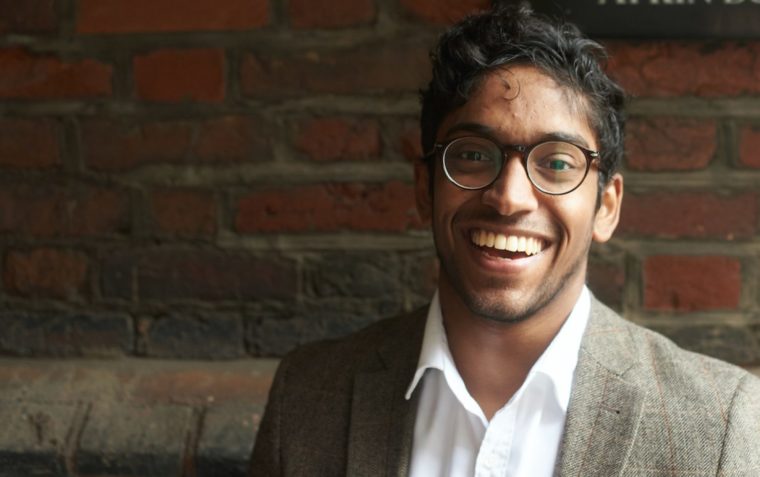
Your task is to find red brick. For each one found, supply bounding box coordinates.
[606,42,760,98]
[0,118,59,168]
[400,0,489,25]
[739,125,760,168]
[136,251,297,301]
[644,255,741,311]
[0,0,56,34]
[194,116,271,162]
[133,48,225,103]
[235,182,422,233]
[82,118,192,171]
[82,116,270,171]
[626,118,716,171]
[289,0,375,29]
[150,189,216,237]
[77,0,269,34]
[0,186,129,237]
[0,48,112,99]
[4,248,89,300]
[398,122,422,162]
[241,42,430,97]
[587,259,625,310]
[619,191,757,240]
[296,117,381,161]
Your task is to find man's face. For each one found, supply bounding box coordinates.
[415,65,622,323]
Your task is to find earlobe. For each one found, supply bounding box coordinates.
[414,161,433,223]
[592,173,623,243]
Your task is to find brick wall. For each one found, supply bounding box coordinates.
[0,0,758,368]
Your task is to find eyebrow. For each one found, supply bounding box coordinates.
[442,122,594,150]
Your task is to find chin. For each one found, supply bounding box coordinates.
[460,288,555,324]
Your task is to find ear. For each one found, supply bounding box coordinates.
[414,160,432,223]
[592,173,623,243]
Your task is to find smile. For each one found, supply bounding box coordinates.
[470,229,544,256]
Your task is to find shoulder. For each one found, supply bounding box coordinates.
[274,307,427,391]
[588,298,759,417]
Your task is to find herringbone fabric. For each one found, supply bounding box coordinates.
[250,298,760,477]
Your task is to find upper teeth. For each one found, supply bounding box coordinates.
[471,229,544,256]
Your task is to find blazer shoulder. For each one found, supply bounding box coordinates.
[277,307,427,384]
[587,298,755,407]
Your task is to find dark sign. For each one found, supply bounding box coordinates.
[523,0,760,39]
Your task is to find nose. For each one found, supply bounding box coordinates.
[481,155,539,216]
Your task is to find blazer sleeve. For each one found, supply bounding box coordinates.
[249,356,291,477]
[717,373,760,473]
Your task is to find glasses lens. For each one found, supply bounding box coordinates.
[527,141,588,194]
[442,137,502,189]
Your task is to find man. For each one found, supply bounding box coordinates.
[250,4,760,476]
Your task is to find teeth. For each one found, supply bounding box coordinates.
[471,229,544,256]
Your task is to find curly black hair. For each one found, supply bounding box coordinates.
[420,3,625,187]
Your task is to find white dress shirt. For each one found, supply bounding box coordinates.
[405,287,591,477]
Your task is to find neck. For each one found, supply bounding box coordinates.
[438,275,585,420]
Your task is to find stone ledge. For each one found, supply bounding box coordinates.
[0,357,277,477]
[0,358,757,477]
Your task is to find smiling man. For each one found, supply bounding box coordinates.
[250,5,760,477]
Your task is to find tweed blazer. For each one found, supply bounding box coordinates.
[250,297,760,476]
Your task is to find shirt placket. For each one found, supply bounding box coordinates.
[474,403,517,477]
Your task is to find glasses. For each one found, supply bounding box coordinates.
[428,136,600,195]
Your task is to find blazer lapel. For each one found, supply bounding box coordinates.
[346,309,426,477]
[554,298,646,477]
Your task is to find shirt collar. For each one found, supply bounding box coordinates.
[405,286,591,414]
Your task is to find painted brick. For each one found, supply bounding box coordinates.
[247,301,396,357]
[143,313,244,359]
[0,185,129,237]
[400,0,489,24]
[150,189,216,237]
[0,0,56,34]
[619,191,757,240]
[196,403,263,477]
[402,252,439,307]
[0,401,80,476]
[128,251,297,302]
[76,403,193,477]
[606,42,760,97]
[77,0,269,34]
[654,324,759,366]
[626,118,716,171]
[4,248,89,300]
[739,124,760,168]
[82,116,270,171]
[289,0,375,29]
[0,311,134,357]
[241,42,429,97]
[296,117,381,161]
[235,182,422,233]
[0,47,112,99]
[304,253,402,299]
[0,118,59,169]
[644,255,741,311]
[133,48,225,103]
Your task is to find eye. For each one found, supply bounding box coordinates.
[545,157,573,171]
[458,150,491,162]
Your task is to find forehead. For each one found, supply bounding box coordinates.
[438,65,596,148]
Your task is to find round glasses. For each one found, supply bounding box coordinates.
[429,136,599,195]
